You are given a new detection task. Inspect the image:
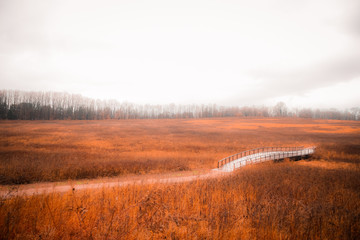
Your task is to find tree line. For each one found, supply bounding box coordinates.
[0,90,359,121]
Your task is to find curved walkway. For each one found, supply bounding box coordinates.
[219,147,316,172]
[0,146,316,198]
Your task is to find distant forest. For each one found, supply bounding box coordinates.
[0,90,359,121]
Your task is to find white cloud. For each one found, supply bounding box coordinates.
[0,0,359,108]
[266,77,360,109]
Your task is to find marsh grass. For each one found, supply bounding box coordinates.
[1,159,359,239]
[1,118,359,184]
[1,118,360,239]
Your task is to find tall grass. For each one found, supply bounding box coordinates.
[1,118,360,238]
[1,118,359,184]
[1,159,359,239]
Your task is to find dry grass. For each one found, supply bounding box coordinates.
[1,159,359,239]
[1,118,360,184]
[1,118,360,239]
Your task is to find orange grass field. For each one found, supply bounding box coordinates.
[0,118,359,184]
[1,118,360,239]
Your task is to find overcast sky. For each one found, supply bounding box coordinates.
[1,0,359,109]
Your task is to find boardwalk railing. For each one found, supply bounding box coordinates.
[218,146,316,171]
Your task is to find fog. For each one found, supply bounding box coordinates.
[1,0,359,109]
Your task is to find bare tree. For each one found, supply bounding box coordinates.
[0,89,358,121]
[273,102,288,117]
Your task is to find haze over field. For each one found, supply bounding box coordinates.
[1,0,360,108]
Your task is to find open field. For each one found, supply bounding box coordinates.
[1,118,360,184]
[1,118,360,239]
[1,159,360,239]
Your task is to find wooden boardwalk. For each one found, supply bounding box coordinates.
[1,146,316,198]
[218,146,316,172]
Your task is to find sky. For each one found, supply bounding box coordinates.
[0,0,359,109]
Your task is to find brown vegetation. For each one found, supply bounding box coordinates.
[1,118,360,184]
[1,118,360,239]
[1,157,359,239]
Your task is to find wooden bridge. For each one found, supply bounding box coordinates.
[217,146,316,172]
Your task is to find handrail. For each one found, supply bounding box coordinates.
[218,146,316,169]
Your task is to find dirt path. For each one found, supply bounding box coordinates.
[0,148,318,198]
[0,169,228,198]
[2,159,355,198]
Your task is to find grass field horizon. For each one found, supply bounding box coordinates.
[1,117,360,239]
[1,117,360,185]
[2,0,360,237]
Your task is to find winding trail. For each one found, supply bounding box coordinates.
[220,147,316,172]
[0,147,316,198]
[0,169,227,198]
